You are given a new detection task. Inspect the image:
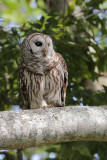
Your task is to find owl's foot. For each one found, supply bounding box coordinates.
[43,105,53,109]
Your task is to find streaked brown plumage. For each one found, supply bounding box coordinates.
[19,33,68,109]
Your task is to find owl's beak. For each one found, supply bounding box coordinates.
[44,48,47,56]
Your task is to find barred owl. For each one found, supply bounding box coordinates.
[19,33,68,109]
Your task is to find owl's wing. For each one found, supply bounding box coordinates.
[19,66,30,109]
[56,53,68,106]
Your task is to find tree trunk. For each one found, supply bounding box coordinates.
[37,0,70,13]
[0,106,107,150]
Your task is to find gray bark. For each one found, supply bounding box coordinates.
[0,106,107,150]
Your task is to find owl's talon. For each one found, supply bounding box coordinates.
[43,105,53,109]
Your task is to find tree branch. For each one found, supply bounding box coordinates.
[0,106,107,150]
[85,9,107,19]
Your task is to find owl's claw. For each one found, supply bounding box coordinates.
[43,105,53,109]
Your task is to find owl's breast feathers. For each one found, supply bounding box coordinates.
[19,53,68,109]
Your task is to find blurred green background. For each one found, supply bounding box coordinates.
[0,0,107,159]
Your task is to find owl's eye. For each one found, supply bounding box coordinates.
[35,41,42,47]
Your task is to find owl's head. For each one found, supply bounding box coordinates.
[21,33,55,62]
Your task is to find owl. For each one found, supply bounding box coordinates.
[19,33,68,109]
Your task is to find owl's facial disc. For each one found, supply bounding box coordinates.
[29,36,46,56]
[29,34,54,58]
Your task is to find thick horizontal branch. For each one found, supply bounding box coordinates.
[0,106,107,149]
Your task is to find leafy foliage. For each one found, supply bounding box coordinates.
[0,0,107,159]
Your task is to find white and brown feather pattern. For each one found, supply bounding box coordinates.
[19,33,68,109]
[20,54,68,109]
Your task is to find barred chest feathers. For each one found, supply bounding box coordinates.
[23,62,66,109]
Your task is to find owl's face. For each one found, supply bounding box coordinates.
[21,33,55,62]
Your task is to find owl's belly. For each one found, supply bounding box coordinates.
[24,67,63,108]
[44,69,63,106]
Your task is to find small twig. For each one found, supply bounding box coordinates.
[4,73,10,91]
[85,9,107,19]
